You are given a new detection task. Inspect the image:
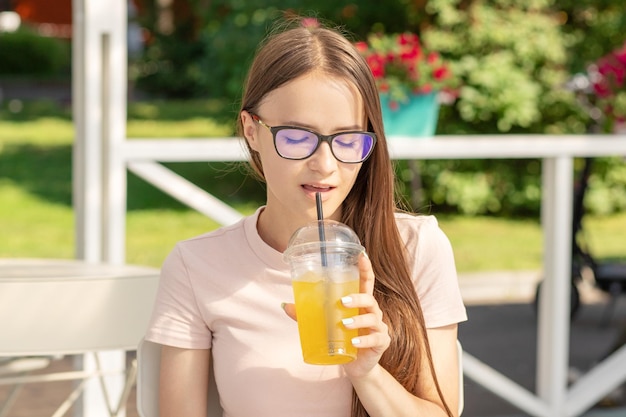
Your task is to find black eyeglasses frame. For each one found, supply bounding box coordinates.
[250,113,376,164]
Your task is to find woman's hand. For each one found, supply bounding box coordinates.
[341,252,390,377]
[281,253,390,374]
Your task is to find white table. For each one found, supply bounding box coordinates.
[118,134,626,417]
[0,258,160,416]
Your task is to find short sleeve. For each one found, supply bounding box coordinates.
[144,244,212,349]
[398,215,468,328]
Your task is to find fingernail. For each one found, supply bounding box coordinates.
[341,296,352,306]
[342,317,355,327]
[351,337,361,346]
[361,250,369,259]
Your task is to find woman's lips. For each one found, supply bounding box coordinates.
[301,184,334,193]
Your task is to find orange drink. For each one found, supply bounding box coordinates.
[284,219,364,365]
[292,271,359,364]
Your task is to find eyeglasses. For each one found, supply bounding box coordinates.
[250,114,376,164]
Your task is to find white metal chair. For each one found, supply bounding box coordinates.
[137,339,465,416]
[0,259,160,417]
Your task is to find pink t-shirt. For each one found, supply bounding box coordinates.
[145,207,467,417]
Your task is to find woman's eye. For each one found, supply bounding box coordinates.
[334,136,359,148]
[284,136,310,144]
[281,129,315,144]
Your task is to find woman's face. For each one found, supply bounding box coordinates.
[242,72,366,228]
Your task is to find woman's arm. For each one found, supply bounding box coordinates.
[347,324,460,417]
[424,325,461,415]
[159,345,211,417]
[343,253,461,417]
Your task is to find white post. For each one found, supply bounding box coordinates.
[73,0,127,264]
[72,0,128,416]
[72,0,101,263]
[101,8,129,265]
[537,156,573,416]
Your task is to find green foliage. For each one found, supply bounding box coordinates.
[397,158,542,216]
[585,157,626,215]
[455,52,542,132]
[423,0,584,134]
[0,28,70,76]
[556,0,626,74]
[132,0,626,135]
[134,30,210,97]
[133,0,418,99]
[397,156,626,217]
[194,3,279,100]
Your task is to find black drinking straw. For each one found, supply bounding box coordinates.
[315,192,328,267]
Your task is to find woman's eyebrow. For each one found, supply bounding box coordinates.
[282,120,364,131]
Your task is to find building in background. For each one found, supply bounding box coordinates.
[12,0,72,37]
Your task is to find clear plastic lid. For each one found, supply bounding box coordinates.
[283,220,364,260]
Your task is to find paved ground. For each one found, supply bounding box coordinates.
[459,270,626,417]
[1,270,625,417]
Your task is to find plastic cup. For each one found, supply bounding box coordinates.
[283,220,364,365]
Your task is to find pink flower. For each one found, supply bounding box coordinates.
[366,54,386,79]
[354,41,369,53]
[433,66,450,81]
[589,40,626,124]
[420,84,433,94]
[427,52,439,64]
[355,31,459,107]
[300,18,319,29]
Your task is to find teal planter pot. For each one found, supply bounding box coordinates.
[380,92,440,137]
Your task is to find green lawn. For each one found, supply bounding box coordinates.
[2,100,625,272]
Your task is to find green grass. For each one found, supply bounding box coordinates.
[1,118,75,146]
[438,215,543,272]
[0,183,74,258]
[581,215,626,261]
[2,100,625,272]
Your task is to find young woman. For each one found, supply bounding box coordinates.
[145,17,467,417]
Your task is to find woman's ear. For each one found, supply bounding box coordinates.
[241,110,260,152]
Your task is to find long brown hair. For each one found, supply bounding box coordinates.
[237,17,452,417]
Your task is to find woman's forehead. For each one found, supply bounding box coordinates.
[258,72,365,128]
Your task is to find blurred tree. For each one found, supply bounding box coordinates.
[134,0,611,134]
[399,0,625,216]
[133,0,417,99]
[556,0,626,74]
[421,0,585,134]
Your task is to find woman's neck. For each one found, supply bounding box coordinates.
[255,207,295,253]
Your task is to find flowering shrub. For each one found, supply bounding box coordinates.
[589,41,626,129]
[355,32,458,109]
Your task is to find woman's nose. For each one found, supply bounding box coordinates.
[307,142,337,174]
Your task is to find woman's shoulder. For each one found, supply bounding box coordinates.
[393,212,454,261]
[176,221,240,250]
[165,215,255,265]
[394,211,439,225]
[394,212,443,240]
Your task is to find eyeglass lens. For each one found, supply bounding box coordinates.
[274,128,375,163]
